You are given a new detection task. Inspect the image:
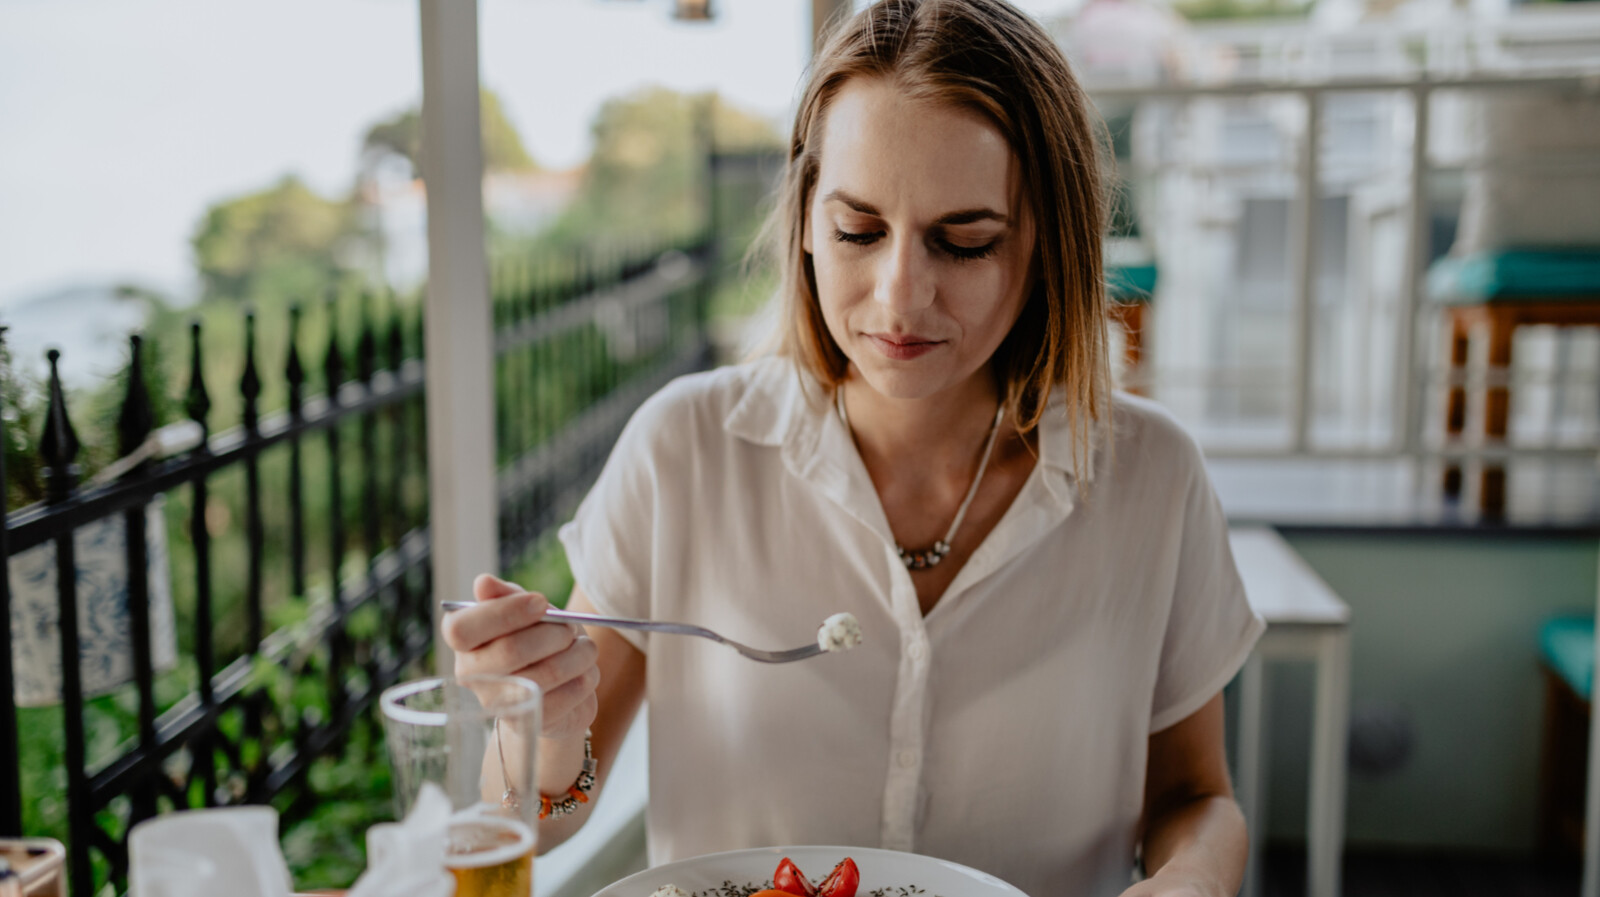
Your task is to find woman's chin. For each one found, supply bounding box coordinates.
[848,365,955,403]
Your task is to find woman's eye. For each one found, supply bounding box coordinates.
[938,239,999,261]
[832,228,882,246]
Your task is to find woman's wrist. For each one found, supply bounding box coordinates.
[535,729,592,796]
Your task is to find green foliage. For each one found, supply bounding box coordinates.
[278,714,400,890]
[2,288,183,511]
[503,530,575,608]
[362,87,539,180]
[536,88,781,250]
[1,335,45,509]
[6,80,775,894]
[709,268,777,325]
[191,176,358,306]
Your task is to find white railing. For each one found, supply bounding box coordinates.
[1073,11,1600,463]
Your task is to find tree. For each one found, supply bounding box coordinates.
[546,88,782,245]
[361,87,539,180]
[190,175,356,306]
[1,335,45,510]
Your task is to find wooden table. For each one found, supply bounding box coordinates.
[1229,527,1352,897]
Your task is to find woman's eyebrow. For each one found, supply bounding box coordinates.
[822,189,1009,226]
[823,189,881,216]
[935,208,1010,226]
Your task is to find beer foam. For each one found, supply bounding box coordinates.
[445,815,535,870]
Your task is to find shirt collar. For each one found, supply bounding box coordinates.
[721,356,818,448]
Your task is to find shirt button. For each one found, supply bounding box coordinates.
[897,750,917,769]
[907,642,927,662]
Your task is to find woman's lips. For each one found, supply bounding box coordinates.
[865,333,943,361]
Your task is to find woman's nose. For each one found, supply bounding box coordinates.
[873,236,934,313]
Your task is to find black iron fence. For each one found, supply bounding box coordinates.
[495,237,717,567]
[0,231,717,896]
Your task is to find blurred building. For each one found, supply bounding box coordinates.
[1051,2,1600,456]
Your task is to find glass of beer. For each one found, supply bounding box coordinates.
[380,675,541,897]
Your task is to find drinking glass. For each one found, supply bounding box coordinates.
[380,675,541,897]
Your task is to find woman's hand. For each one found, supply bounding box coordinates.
[1114,869,1222,897]
[441,574,600,741]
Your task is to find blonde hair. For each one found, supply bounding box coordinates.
[758,0,1112,473]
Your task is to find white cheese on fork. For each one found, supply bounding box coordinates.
[817,612,863,653]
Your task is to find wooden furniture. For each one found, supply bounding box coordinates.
[1107,259,1157,394]
[1229,527,1352,897]
[1433,250,1600,516]
[0,839,65,897]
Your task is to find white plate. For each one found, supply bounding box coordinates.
[590,845,1028,897]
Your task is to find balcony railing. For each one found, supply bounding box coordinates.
[0,232,716,896]
[1080,13,1600,476]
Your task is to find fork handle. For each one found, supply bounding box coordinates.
[440,600,716,641]
[543,607,704,637]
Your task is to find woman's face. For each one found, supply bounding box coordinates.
[803,77,1035,404]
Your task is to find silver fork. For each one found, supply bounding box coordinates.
[439,601,827,663]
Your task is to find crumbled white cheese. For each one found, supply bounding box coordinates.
[649,886,691,897]
[817,612,863,653]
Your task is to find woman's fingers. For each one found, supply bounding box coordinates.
[543,692,600,741]
[536,669,601,739]
[513,637,601,739]
[441,574,600,739]
[442,587,549,653]
[456,620,575,679]
[515,632,596,685]
[473,573,522,602]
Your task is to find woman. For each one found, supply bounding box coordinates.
[443,1,1264,895]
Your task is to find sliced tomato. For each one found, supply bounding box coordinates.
[817,857,860,897]
[773,857,818,897]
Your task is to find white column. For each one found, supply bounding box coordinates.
[1290,93,1322,453]
[420,0,496,672]
[1395,85,1430,457]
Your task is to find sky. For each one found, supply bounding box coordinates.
[0,0,1079,315]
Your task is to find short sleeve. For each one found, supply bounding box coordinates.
[557,393,677,654]
[1148,461,1266,733]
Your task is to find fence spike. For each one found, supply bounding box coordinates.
[386,293,405,372]
[529,256,544,316]
[413,299,425,361]
[286,304,305,417]
[40,348,80,502]
[498,261,512,323]
[356,291,376,385]
[537,255,548,306]
[241,311,261,431]
[325,294,344,403]
[116,334,155,459]
[185,320,210,436]
[512,259,526,321]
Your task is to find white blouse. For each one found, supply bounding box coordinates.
[559,357,1264,897]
